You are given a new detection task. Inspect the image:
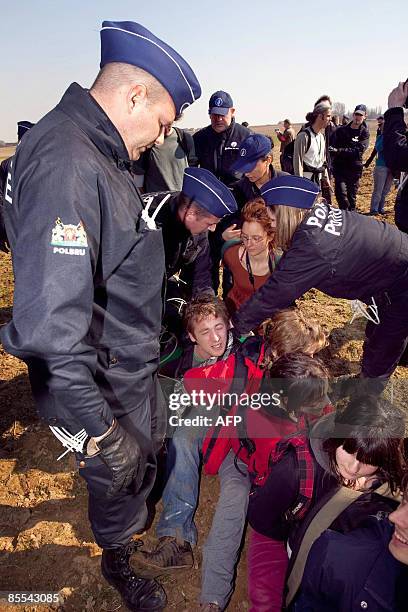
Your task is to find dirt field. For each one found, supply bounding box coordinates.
[1,129,407,612]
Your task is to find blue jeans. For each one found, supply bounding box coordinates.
[156,425,251,609]
[156,425,202,544]
[370,166,393,213]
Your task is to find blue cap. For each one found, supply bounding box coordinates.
[208,90,233,116]
[100,21,201,117]
[17,121,34,142]
[182,168,238,217]
[260,176,319,209]
[354,104,367,115]
[231,134,273,174]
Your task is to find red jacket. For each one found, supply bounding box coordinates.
[183,347,333,480]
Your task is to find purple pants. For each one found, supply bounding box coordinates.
[248,528,288,612]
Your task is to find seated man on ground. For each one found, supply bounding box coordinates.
[159,294,237,380]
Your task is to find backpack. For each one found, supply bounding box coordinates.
[281,128,312,175]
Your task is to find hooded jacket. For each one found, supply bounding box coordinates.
[1,83,165,437]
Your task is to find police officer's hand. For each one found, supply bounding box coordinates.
[95,420,146,498]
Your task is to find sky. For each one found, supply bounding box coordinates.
[0,0,407,142]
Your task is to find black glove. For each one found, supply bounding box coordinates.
[96,420,146,498]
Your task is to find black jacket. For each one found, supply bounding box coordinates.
[141,191,213,295]
[232,201,408,334]
[383,106,408,233]
[292,518,407,612]
[193,119,251,186]
[1,83,165,437]
[331,122,370,176]
[0,157,11,252]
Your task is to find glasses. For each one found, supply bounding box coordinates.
[241,233,266,244]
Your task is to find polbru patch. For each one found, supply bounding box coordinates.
[51,218,88,255]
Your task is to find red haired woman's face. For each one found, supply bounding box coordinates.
[241,221,270,256]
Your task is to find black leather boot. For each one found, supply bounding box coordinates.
[101,541,167,611]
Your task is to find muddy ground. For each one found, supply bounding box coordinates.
[1,130,407,612]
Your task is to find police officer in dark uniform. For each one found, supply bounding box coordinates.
[193,91,251,291]
[193,90,251,188]
[142,167,237,338]
[0,20,201,612]
[143,167,238,295]
[0,121,34,253]
[232,175,408,384]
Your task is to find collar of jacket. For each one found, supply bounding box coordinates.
[57,82,132,169]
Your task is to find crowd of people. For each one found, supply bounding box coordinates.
[1,18,408,612]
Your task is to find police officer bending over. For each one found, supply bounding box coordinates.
[143,167,237,336]
[0,20,201,612]
[232,175,408,385]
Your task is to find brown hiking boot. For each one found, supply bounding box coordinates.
[140,536,194,571]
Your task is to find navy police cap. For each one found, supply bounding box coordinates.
[17,121,34,142]
[209,90,233,116]
[260,176,319,209]
[100,21,201,116]
[231,133,273,174]
[182,168,238,218]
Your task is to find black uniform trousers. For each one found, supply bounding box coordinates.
[75,393,160,550]
[334,171,361,211]
[362,285,408,383]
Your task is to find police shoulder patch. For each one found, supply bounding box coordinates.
[51,218,88,247]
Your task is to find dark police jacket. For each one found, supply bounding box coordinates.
[141,191,213,295]
[331,122,370,176]
[0,83,165,437]
[193,118,251,186]
[383,106,408,233]
[232,202,408,334]
[0,157,11,252]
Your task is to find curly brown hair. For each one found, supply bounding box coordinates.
[261,309,327,370]
[182,295,229,335]
[241,198,276,245]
